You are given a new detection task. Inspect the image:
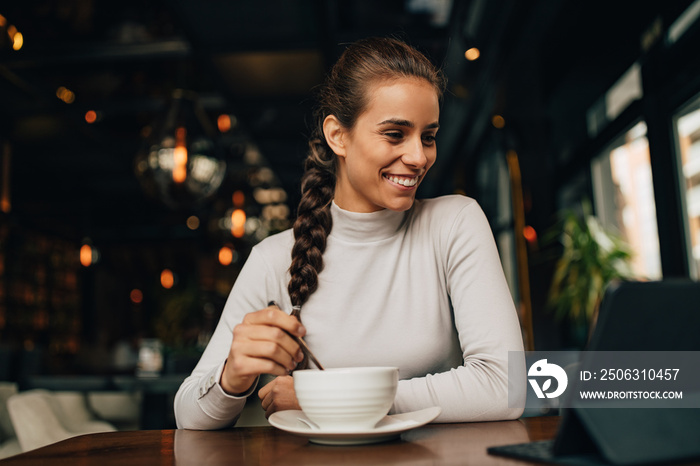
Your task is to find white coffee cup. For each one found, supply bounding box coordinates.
[293,366,399,431]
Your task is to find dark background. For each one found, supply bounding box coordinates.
[1,0,698,379]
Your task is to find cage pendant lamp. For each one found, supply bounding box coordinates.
[135,89,227,209]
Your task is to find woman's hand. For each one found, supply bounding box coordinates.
[258,375,300,418]
[220,304,305,395]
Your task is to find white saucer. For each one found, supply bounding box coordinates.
[268,406,441,445]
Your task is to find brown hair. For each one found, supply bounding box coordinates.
[287,37,445,364]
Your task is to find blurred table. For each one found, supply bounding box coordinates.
[0,416,558,465]
[22,375,188,429]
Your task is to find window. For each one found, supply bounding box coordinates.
[674,97,700,278]
[591,121,662,279]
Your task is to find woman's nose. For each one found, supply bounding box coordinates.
[401,137,428,168]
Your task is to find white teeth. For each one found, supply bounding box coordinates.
[386,175,418,187]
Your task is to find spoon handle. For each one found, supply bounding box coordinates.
[268,301,325,370]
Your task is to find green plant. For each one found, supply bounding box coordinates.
[546,202,634,327]
[153,284,200,350]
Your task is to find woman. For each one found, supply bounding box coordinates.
[174,37,526,429]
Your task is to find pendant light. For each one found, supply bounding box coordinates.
[134,89,227,209]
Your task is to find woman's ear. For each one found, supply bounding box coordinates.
[323,115,346,158]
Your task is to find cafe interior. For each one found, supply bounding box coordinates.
[1,0,700,463]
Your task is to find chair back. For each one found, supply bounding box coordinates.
[0,383,18,441]
[7,389,116,452]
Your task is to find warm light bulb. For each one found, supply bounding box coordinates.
[217,114,232,133]
[232,190,245,207]
[56,86,75,104]
[80,244,92,267]
[492,115,505,129]
[465,47,480,61]
[523,225,537,244]
[173,164,186,183]
[218,246,234,266]
[186,215,200,230]
[12,31,23,51]
[85,110,97,124]
[160,269,175,289]
[231,209,246,238]
[130,289,144,304]
[1,141,10,214]
[173,127,187,183]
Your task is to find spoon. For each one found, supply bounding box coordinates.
[297,417,321,431]
[268,301,325,370]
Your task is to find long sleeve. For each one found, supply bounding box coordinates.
[391,200,526,421]
[174,246,281,430]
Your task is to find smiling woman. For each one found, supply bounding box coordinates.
[174,37,526,429]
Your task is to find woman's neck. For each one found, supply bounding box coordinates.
[329,200,408,243]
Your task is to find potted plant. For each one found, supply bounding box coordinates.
[545,202,634,347]
[152,283,203,374]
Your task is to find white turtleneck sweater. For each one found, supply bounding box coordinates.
[174,195,526,429]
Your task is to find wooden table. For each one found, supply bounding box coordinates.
[0,416,558,465]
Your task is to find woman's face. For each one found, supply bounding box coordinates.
[332,77,440,213]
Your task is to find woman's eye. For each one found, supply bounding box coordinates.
[385,132,403,139]
[422,134,436,144]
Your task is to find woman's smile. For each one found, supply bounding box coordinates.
[383,173,421,188]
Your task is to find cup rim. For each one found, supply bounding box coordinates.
[293,366,398,376]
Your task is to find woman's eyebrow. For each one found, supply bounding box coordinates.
[378,118,413,127]
[378,119,440,130]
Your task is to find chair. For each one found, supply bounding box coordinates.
[0,383,21,459]
[7,389,116,453]
[87,392,141,431]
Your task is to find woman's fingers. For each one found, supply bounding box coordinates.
[242,305,306,337]
[258,376,300,417]
[232,339,299,372]
[233,322,303,363]
[221,305,305,395]
[222,342,293,395]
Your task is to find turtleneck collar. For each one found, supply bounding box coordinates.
[329,200,408,243]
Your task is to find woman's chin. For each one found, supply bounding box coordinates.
[383,196,417,212]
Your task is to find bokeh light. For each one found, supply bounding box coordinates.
[523,225,538,244]
[160,269,175,289]
[173,127,188,183]
[492,115,505,129]
[464,47,480,61]
[231,209,246,238]
[80,244,92,267]
[56,86,75,104]
[12,31,23,51]
[232,190,245,207]
[186,215,200,230]
[217,114,231,132]
[130,289,143,304]
[218,245,234,266]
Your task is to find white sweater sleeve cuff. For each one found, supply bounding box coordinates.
[193,362,258,426]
